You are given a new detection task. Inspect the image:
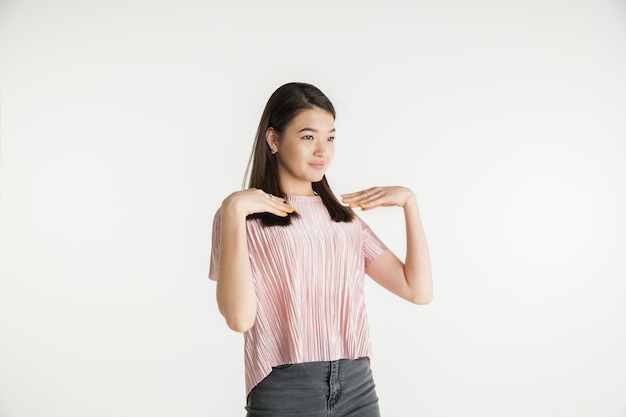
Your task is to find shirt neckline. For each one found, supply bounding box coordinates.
[285,194,322,204]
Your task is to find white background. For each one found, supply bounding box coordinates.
[1,1,625,416]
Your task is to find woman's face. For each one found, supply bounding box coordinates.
[267,107,335,195]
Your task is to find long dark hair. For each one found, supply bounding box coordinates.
[244,82,354,226]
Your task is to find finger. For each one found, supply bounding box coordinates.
[266,193,287,202]
[340,189,369,199]
[341,189,373,205]
[262,203,293,217]
[356,189,385,209]
[267,197,295,215]
[254,190,294,216]
[261,190,291,207]
[340,191,361,199]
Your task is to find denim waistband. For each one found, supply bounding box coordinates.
[246,357,380,417]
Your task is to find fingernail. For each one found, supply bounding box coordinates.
[282,212,288,216]
[359,203,365,207]
[288,207,295,212]
[349,203,355,207]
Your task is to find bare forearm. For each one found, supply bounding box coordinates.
[403,196,433,304]
[216,210,257,332]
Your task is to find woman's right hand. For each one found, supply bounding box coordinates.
[221,188,294,218]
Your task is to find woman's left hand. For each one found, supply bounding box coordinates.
[340,186,416,211]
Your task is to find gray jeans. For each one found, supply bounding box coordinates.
[245,357,381,417]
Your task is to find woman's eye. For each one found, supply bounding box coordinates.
[327,136,335,142]
[303,135,314,140]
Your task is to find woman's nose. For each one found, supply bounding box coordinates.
[313,140,326,156]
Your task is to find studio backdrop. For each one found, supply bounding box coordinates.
[1,1,625,416]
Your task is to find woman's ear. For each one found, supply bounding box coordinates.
[265,128,279,154]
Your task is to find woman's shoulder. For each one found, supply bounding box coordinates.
[211,206,222,221]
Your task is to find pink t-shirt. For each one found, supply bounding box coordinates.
[209,194,388,396]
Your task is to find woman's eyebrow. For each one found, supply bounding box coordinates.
[297,127,336,133]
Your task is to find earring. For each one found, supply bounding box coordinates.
[271,149,277,154]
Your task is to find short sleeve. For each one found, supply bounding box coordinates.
[356,215,388,268]
[208,208,221,281]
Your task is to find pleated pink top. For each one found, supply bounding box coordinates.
[209,194,388,397]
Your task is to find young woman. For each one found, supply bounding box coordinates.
[209,82,432,417]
